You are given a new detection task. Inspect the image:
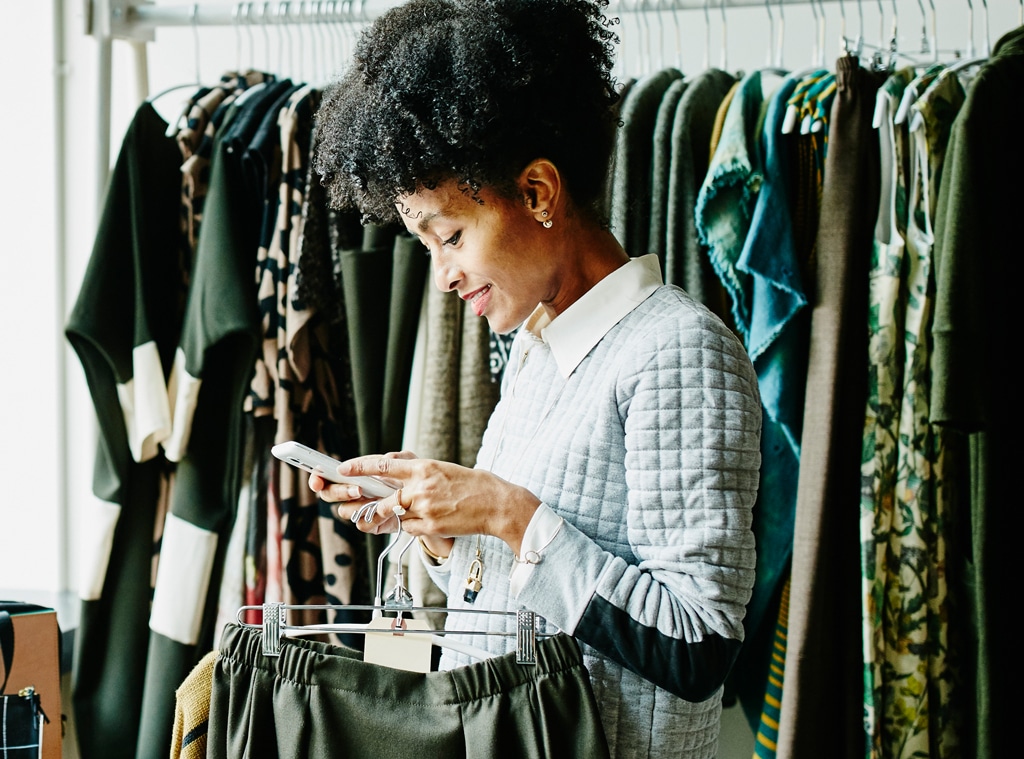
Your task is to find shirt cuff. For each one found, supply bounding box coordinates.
[509,503,562,597]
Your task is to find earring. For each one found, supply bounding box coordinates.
[542,219,553,228]
[541,210,549,217]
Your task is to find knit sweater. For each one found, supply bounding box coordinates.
[423,260,762,759]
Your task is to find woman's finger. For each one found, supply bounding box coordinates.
[339,453,417,482]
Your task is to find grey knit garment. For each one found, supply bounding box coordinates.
[424,285,761,759]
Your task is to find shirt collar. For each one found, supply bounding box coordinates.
[523,254,663,378]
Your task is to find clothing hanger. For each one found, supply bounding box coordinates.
[236,516,554,666]
[756,0,789,102]
[147,4,207,133]
[776,0,787,69]
[837,0,858,58]
[719,0,728,74]
[702,0,711,72]
[912,0,936,62]
[669,1,683,72]
[637,0,653,75]
[809,0,821,68]
[276,2,292,81]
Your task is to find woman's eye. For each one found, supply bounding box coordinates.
[443,231,462,247]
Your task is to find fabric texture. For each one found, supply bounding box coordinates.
[930,26,1024,759]
[610,68,683,255]
[776,54,884,759]
[423,260,762,759]
[664,68,736,323]
[695,70,767,337]
[648,76,688,263]
[170,649,218,759]
[65,102,186,759]
[208,624,610,758]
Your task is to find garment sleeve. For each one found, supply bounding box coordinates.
[514,320,761,702]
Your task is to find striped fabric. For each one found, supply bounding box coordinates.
[753,576,790,758]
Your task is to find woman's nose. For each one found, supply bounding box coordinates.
[431,252,461,292]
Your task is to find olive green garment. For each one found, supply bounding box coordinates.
[648,76,688,264]
[664,68,737,312]
[340,227,429,596]
[609,68,683,256]
[930,26,1024,759]
[208,625,611,758]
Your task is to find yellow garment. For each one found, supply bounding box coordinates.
[708,81,741,162]
[169,649,218,759]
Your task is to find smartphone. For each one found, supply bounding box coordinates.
[270,441,397,499]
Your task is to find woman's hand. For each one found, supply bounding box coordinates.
[310,451,541,555]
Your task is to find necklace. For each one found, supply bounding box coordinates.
[463,340,569,603]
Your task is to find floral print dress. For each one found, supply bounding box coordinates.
[861,66,965,759]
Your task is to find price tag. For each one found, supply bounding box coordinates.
[363,617,433,673]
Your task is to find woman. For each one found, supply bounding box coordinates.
[310,1,762,757]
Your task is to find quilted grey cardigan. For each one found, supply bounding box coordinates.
[423,284,761,759]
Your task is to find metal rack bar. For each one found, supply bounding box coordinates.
[101,0,846,38]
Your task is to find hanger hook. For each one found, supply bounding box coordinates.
[670,0,683,70]
[764,0,776,68]
[775,0,785,70]
[276,2,292,80]
[819,0,829,63]
[700,0,709,72]
[719,0,728,72]
[233,3,243,73]
[191,4,201,84]
[965,0,976,58]
[979,0,990,56]
[837,0,850,55]
[809,0,819,65]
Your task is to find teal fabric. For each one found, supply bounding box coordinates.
[209,625,610,758]
[694,70,767,337]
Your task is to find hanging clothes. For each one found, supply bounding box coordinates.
[858,56,965,757]
[664,68,736,319]
[930,26,1024,759]
[777,54,885,759]
[66,100,188,759]
[609,68,683,255]
[649,76,689,264]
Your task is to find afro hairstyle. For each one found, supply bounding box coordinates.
[312,0,621,225]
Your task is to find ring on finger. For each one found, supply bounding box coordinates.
[393,488,407,517]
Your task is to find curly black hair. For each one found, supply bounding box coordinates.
[312,0,620,225]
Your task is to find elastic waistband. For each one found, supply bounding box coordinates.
[218,623,585,706]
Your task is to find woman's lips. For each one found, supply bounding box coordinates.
[464,285,491,317]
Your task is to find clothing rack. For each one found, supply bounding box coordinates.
[87,0,849,208]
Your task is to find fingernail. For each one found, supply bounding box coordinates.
[347,486,362,499]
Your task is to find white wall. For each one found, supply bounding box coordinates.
[0,2,62,592]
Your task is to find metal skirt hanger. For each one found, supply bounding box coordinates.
[235,515,554,665]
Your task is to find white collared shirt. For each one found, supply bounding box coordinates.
[509,254,663,593]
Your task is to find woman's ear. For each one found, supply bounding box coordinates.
[519,159,561,225]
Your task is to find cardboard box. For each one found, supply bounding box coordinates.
[1,606,62,759]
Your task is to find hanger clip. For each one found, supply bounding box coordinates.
[261,602,285,658]
[516,610,537,665]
